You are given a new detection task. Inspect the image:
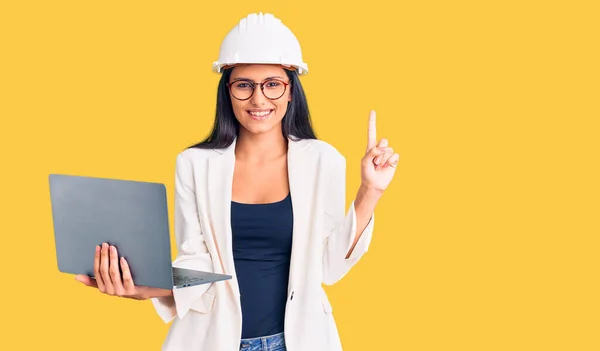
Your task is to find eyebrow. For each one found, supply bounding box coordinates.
[230,76,285,82]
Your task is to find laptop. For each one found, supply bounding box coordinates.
[48,173,232,290]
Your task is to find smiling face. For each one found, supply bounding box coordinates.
[228,64,292,136]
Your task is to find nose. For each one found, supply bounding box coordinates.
[249,85,268,105]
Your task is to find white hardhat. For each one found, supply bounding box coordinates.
[212,12,308,75]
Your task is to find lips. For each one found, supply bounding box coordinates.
[247,109,273,120]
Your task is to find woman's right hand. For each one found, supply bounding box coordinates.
[75,243,173,300]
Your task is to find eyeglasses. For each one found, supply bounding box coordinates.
[226,78,290,101]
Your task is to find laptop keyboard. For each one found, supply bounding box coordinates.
[173,272,205,286]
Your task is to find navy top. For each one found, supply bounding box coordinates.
[231,192,294,339]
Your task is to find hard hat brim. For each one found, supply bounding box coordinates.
[212,61,308,75]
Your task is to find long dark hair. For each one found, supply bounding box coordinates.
[187,67,317,150]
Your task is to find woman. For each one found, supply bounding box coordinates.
[75,12,399,351]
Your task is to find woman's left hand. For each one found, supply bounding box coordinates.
[361,110,400,193]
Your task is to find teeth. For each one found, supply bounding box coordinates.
[249,110,271,117]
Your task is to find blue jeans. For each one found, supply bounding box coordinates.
[239,332,286,351]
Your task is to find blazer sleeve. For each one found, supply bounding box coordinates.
[150,152,215,323]
[322,154,375,285]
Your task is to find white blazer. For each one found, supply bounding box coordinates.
[151,135,375,351]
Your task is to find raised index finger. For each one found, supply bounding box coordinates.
[367,110,377,152]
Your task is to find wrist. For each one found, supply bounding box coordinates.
[355,184,383,212]
[157,289,174,298]
[138,288,173,300]
[358,184,384,200]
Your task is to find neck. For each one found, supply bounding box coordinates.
[235,127,288,162]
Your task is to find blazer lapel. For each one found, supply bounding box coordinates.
[206,138,239,297]
[287,137,314,296]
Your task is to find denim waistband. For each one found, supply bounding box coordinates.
[240,331,286,351]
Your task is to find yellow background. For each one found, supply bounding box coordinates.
[1,0,598,350]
